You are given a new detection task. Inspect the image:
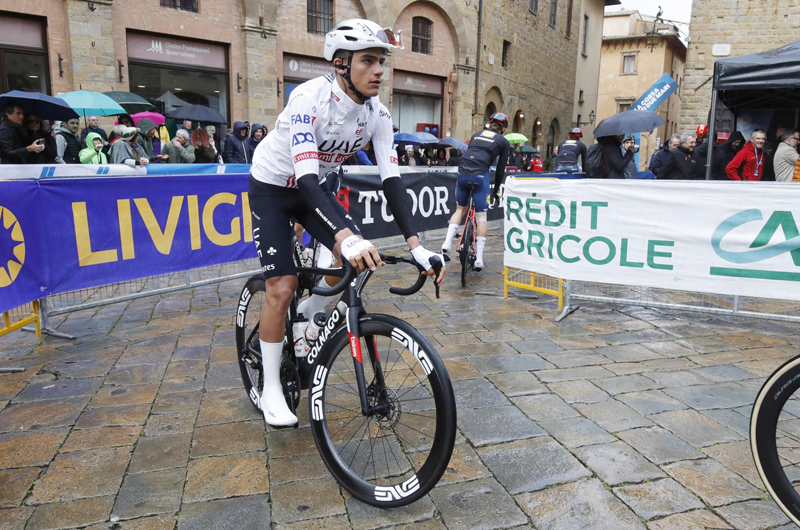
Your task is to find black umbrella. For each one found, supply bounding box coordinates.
[104,91,155,114]
[166,104,227,124]
[593,110,667,138]
[0,90,79,121]
[423,139,452,150]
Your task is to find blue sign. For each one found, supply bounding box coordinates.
[631,73,679,112]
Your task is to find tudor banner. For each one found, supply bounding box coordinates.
[504,177,800,301]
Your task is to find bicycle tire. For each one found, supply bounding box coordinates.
[751,355,800,526]
[460,218,472,287]
[236,274,266,410]
[309,314,456,507]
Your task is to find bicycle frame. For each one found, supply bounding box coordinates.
[456,190,477,257]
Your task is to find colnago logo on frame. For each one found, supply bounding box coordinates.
[711,209,800,282]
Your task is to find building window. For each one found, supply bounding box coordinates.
[621,53,637,74]
[530,0,538,14]
[565,0,573,38]
[412,17,432,54]
[582,15,589,56]
[617,102,632,113]
[578,90,584,103]
[307,0,333,36]
[160,0,199,12]
[549,0,558,28]
[502,40,511,68]
[576,114,582,127]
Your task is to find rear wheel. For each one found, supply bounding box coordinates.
[235,275,266,410]
[460,217,473,287]
[309,315,456,507]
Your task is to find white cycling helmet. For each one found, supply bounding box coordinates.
[323,19,401,61]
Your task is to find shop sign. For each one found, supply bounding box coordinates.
[283,54,333,81]
[127,32,227,70]
[392,71,443,96]
[0,15,45,49]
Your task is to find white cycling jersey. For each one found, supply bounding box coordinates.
[251,74,399,188]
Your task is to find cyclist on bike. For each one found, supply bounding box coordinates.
[441,113,512,271]
[554,127,587,172]
[249,19,446,427]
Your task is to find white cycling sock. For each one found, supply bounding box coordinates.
[296,276,336,320]
[442,223,459,252]
[258,339,298,427]
[476,236,487,267]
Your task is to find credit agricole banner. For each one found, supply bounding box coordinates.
[503,177,800,301]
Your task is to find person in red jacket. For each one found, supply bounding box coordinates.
[726,129,767,180]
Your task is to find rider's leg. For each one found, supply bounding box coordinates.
[297,241,342,321]
[442,205,468,254]
[475,212,488,270]
[259,275,299,427]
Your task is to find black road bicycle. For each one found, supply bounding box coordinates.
[235,245,456,507]
[751,356,800,526]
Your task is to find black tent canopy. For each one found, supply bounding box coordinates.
[705,39,800,179]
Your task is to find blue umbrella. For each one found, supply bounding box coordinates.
[0,91,79,121]
[58,90,127,117]
[593,110,667,138]
[414,131,438,144]
[394,133,421,145]
[445,137,469,150]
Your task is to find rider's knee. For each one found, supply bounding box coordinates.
[266,276,297,308]
[475,211,487,224]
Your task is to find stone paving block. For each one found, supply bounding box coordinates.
[616,427,704,465]
[677,335,740,354]
[165,360,208,378]
[536,366,616,383]
[550,335,608,350]
[0,428,68,468]
[112,467,185,520]
[452,378,510,409]
[547,380,610,404]
[597,329,670,345]
[269,452,329,484]
[486,371,547,396]
[191,420,265,458]
[594,344,663,363]
[593,374,661,396]
[416,443,491,486]
[462,342,519,356]
[273,515,352,530]
[196,388,262,426]
[604,362,648,375]
[663,382,753,410]
[701,408,751,437]
[690,351,753,367]
[0,506,34,529]
[90,384,160,408]
[270,477,345,523]
[540,350,612,368]
[144,412,197,436]
[12,378,104,403]
[204,362,241,391]
[645,509,731,530]
[458,405,546,446]
[267,428,318,458]
[642,358,699,371]
[720,331,787,348]
[477,437,591,494]
[75,404,152,429]
[663,458,762,507]
[0,467,40,508]
[177,494,270,530]
[702,440,763,488]
[516,478,646,530]
[129,433,192,473]
[26,495,114,530]
[345,493,436,530]
[640,341,697,358]
[106,364,167,386]
[613,478,704,520]
[575,400,653,432]
[693,364,758,382]
[429,477,528,530]
[152,390,203,414]
[642,370,714,388]
[574,441,665,486]
[28,446,131,504]
[507,338,563,353]
[466,354,553,375]
[537,417,616,448]
[650,409,742,447]
[183,452,269,503]
[0,396,89,432]
[172,345,211,361]
[616,390,688,415]
[512,393,580,421]
[441,358,482,380]
[61,426,141,453]
[715,500,791,530]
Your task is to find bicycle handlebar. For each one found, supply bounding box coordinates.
[309,261,357,296]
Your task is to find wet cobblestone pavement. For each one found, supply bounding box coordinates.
[1,238,798,529]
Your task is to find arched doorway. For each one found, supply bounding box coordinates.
[484,102,497,126]
[512,110,525,134]
[547,118,560,158]
[531,117,543,152]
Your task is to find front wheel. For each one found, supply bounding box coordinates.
[751,355,800,526]
[309,315,456,507]
[460,218,473,287]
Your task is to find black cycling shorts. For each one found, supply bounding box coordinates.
[248,176,360,279]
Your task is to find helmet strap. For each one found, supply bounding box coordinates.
[335,52,369,104]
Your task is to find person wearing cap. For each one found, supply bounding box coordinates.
[109,126,149,166]
[137,118,169,163]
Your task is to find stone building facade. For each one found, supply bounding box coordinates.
[679,0,800,131]
[1,0,581,149]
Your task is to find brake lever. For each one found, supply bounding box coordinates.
[429,256,443,299]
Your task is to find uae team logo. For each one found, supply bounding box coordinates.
[0,206,25,288]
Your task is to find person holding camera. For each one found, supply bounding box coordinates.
[0,104,45,164]
[24,113,57,164]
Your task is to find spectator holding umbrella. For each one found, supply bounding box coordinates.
[80,116,107,144]
[54,117,82,164]
[596,135,635,179]
[191,128,218,163]
[24,113,56,164]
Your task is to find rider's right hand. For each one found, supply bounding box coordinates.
[489,193,501,208]
[341,235,383,272]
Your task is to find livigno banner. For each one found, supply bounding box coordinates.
[503,177,800,301]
